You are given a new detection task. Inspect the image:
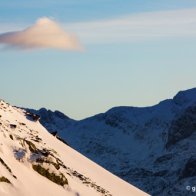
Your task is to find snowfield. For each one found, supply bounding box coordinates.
[0,100,148,196]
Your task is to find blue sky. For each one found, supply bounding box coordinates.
[1,1,196,119]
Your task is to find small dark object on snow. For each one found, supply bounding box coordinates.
[51,131,58,137]
[10,124,17,129]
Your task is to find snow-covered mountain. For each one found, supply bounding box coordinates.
[30,88,196,196]
[0,100,148,196]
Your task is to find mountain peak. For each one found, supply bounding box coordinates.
[173,87,196,107]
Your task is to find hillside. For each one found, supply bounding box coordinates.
[0,100,148,196]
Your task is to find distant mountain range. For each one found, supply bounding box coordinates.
[29,88,196,196]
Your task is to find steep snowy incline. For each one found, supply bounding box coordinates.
[0,100,148,196]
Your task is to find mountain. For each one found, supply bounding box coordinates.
[29,88,196,196]
[0,99,148,196]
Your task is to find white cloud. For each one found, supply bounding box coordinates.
[64,8,196,44]
[0,17,83,51]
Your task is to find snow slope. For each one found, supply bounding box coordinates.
[0,100,148,196]
[31,87,196,195]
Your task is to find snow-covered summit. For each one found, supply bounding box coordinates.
[0,100,148,196]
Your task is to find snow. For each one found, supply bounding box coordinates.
[0,100,148,196]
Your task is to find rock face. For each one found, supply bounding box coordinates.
[180,157,196,179]
[30,88,196,196]
[167,104,196,147]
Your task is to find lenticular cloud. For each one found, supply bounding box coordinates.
[0,17,82,50]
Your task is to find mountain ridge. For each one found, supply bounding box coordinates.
[28,87,196,195]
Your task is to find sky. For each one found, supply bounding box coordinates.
[1,0,196,119]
